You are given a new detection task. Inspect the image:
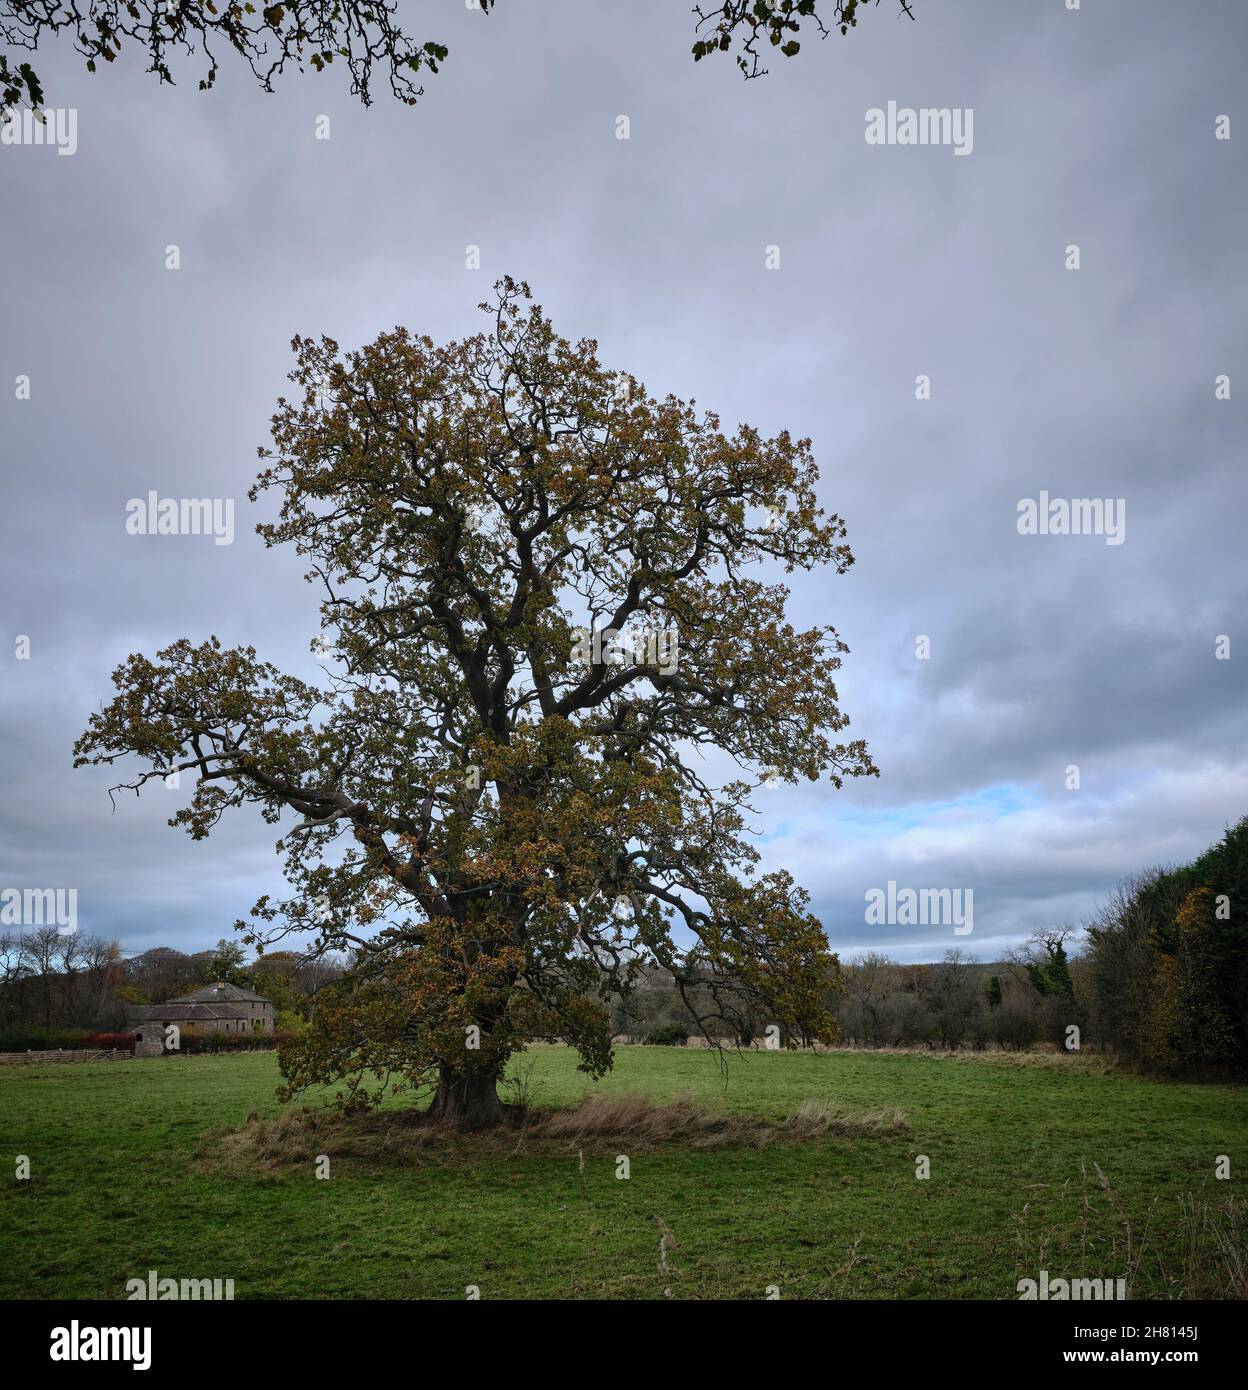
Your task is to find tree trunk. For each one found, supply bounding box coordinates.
[428,1065,505,1128]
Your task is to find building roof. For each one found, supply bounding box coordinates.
[130,1003,250,1022]
[168,980,272,1005]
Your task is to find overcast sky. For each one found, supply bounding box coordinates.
[2,0,1245,966]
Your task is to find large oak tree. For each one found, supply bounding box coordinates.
[75,279,876,1125]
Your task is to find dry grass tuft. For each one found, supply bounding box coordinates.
[200,1092,907,1174]
[781,1098,907,1139]
[1173,1194,1248,1300]
[1012,1164,1248,1300]
[953,1051,1119,1075]
[540,1094,743,1148]
[806,1045,1119,1074]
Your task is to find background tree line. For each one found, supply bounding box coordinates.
[4,816,1241,1070]
[0,932,344,1049]
[612,814,1248,1076]
[1086,815,1248,1074]
[609,939,1091,1053]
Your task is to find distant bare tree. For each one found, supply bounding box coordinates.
[123,945,201,1003]
[840,951,901,1046]
[927,948,980,1050]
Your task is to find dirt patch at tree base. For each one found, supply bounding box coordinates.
[199,1094,907,1174]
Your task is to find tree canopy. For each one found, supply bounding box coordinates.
[693,0,914,80]
[2,0,914,110]
[75,279,876,1124]
[1,0,459,108]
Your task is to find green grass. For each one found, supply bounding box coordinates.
[1,1047,1244,1300]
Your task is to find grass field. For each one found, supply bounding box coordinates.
[2,1047,1245,1300]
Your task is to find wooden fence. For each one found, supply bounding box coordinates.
[0,1049,131,1065]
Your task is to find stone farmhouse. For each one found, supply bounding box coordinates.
[129,980,275,1045]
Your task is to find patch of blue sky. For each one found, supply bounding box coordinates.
[758,782,1042,848]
